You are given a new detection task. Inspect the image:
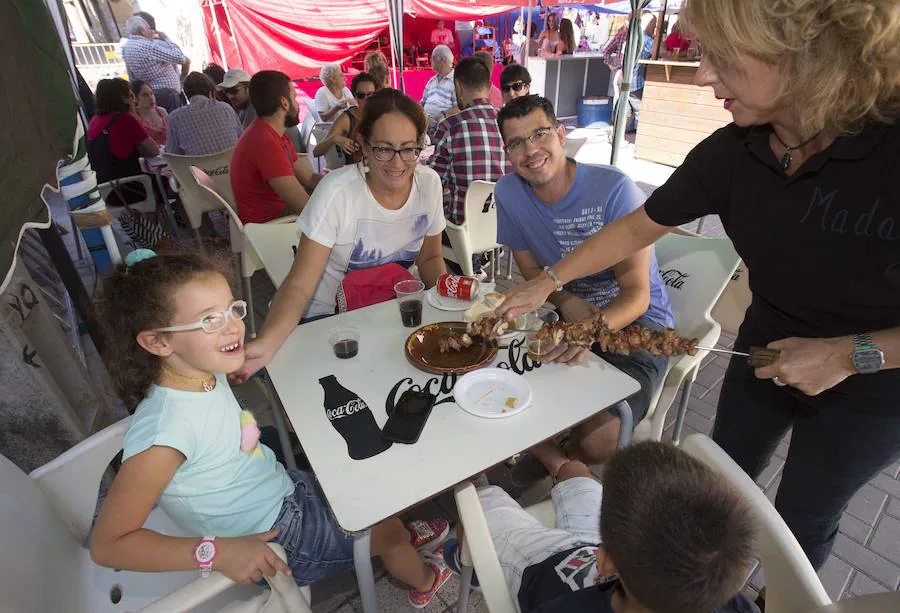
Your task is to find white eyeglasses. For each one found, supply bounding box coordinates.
[153,300,247,334]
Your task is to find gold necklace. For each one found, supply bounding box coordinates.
[159,364,215,392]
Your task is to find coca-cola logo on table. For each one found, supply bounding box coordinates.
[326,399,368,421]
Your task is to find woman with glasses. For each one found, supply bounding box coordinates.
[233,89,448,383]
[500,64,532,106]
[312,72,379,165]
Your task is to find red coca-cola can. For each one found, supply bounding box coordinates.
[437,274,479,301]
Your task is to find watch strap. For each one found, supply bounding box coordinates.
[852,332,884,374]
[853,332,876,350]
[194,536,217,578]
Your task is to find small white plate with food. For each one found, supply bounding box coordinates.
[454,368,533,419]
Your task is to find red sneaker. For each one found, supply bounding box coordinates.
[407,518,450,551]
[408,557,453,609]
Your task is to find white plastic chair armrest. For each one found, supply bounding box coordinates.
[29,417,132,544]
[453,482,518,613]
[268,215,298,225]
[137,543,311,613]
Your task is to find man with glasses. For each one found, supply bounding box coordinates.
[430,57,510,227]
[230,71,321,223]
[499,64,533,106]
[495,95,673,476]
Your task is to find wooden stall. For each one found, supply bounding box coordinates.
[635,60,731,167]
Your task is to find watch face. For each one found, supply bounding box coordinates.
[195,540,216,563]
[853,348,885,374]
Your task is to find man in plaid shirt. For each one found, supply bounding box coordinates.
[602,20,630,71]
[429,56,510,226]
[122,13,191,112]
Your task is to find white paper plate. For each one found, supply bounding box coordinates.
[454,368,533,419]
[426,285,478,311]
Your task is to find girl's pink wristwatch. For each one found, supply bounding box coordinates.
[193,536,217,578]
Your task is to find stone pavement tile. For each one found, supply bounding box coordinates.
[764,473,782,505]
[748,565,765,591]
[870,473,900,499]
[695,362,727,389]
[756,457,785,491]
[839,512,874,545]
[831,533,900,588]
[687,380,711,400]
[699,382,722,408]
[883,462,900,480]
[439,573,489,613]
[346,574,449,613]
[311,568,367,613]
[886,497,900,520]
[687,396,719,421]
[849,571,896,596]
[846,483,888,526]
[818,556,854,600]
[773,435,791,461]
[869,514,900,567]
[681,409,714,437]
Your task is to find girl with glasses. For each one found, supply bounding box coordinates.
[90,251,452,606]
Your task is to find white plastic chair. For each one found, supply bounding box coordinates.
[710,263,751,338]
[1,417,311,613]
[301,98,333,174]
[452,433,832,613]
[682,434,831,613]
[164,149,235,240]
[631,230,740,444]
[97,174,158,216]
[564,136,588,159]
[443,180,512,281]
[243,223,302,289]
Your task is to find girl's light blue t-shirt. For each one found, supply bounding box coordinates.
[123,375,293,537]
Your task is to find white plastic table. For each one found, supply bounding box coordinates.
[266,299,639,612]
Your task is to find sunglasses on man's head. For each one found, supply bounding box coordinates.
[501,81,529,94]
[354,91,374,100]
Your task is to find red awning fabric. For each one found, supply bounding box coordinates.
[202,0,526,80]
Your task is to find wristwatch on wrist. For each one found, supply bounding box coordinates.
[851,333,884,374]
[193,536,217,578]
[543,266,564,292]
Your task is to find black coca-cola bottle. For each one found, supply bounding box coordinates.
[319,375,392,460]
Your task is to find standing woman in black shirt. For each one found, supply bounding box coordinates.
[498,0,900,572]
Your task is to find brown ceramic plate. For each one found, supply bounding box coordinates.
[405,322,498,375]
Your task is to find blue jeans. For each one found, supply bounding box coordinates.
[712,320,900,570]
[591,316,669,425]
[269,470,356,585]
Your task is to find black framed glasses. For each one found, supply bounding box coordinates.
[504,126,555,156]
[501,81,530,94]
[354,90,374,100]
[367,143,423,162]
[224,84,247,97]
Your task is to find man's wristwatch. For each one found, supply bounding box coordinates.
[193,536,217,578]
[851,333,884,374]
[543,266,564,292]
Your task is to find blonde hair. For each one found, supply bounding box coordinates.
[365,51,390,89]
[682,0,900,137]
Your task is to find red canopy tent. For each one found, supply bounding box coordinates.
[201,0,524,80]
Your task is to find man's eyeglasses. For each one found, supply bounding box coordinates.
[501,81,529,94]
[354,91,374,100]
[367,143,423,162]
[224,84,247,96]
[504,126,555,156]
[153,300,248,334]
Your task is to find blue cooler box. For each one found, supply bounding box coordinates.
[577,96,613,128]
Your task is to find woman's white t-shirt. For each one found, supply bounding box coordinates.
[314,85,354,120]
[298,163,446,317]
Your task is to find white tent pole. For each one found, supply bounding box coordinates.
[610,0,646,166]
[524,0,533,60]
[209,0,229,70]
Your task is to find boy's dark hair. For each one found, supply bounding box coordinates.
[473,50,495,71]
[203,63,226,85]
[249,70,293,117]
[94,78,132,114]
[496,95,558,140]
[454,56,492,91]
[500,64,532,87]
[96,252,233,411]
[357,88,427,143]
[134,10,156,30]
[601,441,756,613]
[183,72,216,99]
[350,72,379,94]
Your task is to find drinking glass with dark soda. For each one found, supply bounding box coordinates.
[394,280,425,328]
[329,325,360,359]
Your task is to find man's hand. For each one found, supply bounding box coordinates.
[754,336,855,396]
[496,274,556,321]
[215,529,290,585]
[228,338,274,385]
[538,296,597,366]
